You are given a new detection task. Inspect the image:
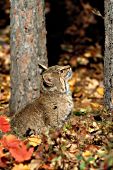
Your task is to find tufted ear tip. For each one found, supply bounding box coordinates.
[38,63,48,70]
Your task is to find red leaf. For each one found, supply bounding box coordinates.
[1,135,20,148]
[9,142,34,162]
[0,159,6,168]
[1,135,34,162]
[41,164,53,170]
[0,146,4,158]
[0,116,11,133]
[0,146,7,168]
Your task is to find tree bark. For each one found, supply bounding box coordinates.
[10,0,48,114]
[104,0,113,109]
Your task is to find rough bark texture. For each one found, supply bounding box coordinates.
[104,0,113,109]
[10,0,48,114]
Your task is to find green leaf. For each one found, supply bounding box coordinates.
[80,161,86,170]
[76,154,83,161]
[73,110,86,116]
[87,157,95,163]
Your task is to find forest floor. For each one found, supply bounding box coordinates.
[0,0,113,170]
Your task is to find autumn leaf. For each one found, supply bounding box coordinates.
[1,134,20,148]
[40,164,54,170]
[96,87,104,96]
[29,159,42,170]
[12,163,30,170]
[27,135,42,147]
[0,159,7,168]
[90,102,102,109]
[82,150,92,158]
[0,115,11,133]
[0,146,4,158]
[1,135,34,162]
[0,145,7,168]
[10,142,34,162]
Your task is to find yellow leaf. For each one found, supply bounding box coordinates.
[28,135,42,147]
[91,102,101,108]
[12,164,30,170]
[96,87,104,96]
[82,151,92,157]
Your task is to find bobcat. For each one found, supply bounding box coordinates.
[11,65,73,136]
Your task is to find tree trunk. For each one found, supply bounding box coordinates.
[10,0,48,114]
[104,0,113,109]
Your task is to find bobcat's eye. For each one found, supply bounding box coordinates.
[60,70,64,73]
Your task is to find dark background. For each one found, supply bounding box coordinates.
[0,0,104,66]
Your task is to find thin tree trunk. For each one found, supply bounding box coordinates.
[104,0,113,109]
[10,0,48,114]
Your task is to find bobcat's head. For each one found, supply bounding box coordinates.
[41,65,72,94]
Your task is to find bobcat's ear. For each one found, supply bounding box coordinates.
[38,63,48,69]
[38,63,48,74]
[43,73,54,86]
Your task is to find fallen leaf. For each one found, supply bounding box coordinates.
[28,135,42,147]
[29,159,41,170]
[9,143,34,162]
[91,102,102,109]
[0,146,4,158]
[0,145,7,168]
[0,159,7,168]
[12,163,30,170]
[0,115,11,133]
[82,150,92,158]
[69,144,78,153]
[41,164,54,170]
[96,87,104,96]
[1,135,34,162]
[1,135,20,148]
